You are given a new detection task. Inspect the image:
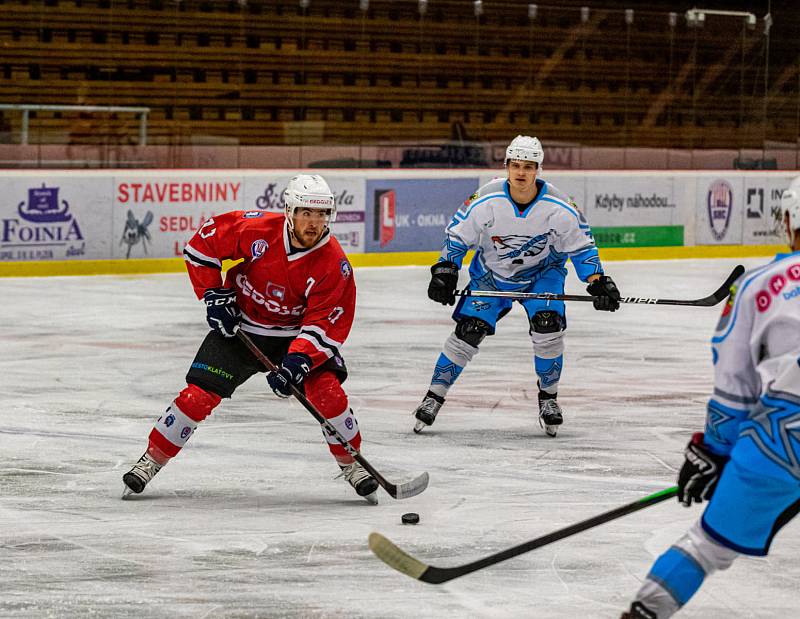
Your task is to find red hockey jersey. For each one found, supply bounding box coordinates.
[183,211,356,369]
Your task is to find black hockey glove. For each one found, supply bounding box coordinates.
[677,432,729,507]
[267,353,312,398]
[586,275,621,312]
[427,261,459,306]
[203,287,241,337]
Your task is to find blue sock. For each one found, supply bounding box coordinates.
[647,546,707,607]
[430,353,464,392]
[535,355,562,391]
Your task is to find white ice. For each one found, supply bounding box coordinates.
[1,258,797,618]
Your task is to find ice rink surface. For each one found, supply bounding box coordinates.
[1,257,798,618]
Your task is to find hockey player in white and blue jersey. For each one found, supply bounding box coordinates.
[622,178,800,619]
[413,135,621,436]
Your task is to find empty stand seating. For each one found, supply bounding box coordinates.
[0,0,797,150]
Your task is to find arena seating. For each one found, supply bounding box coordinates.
[0,0,797,150]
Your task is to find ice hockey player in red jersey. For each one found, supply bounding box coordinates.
[122,174,380,504]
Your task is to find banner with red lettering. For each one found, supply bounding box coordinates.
[112,173,244,259]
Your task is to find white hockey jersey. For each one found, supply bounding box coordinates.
[706,251,800,480]
[439,178,603,291]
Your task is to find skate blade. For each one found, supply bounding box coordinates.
[364,491,379,505]
[413,419,427,434]
[121,485,135,500]
[538,418,561,437]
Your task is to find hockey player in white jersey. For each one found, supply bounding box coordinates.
[621,178,800,619]
[413,135,621,436]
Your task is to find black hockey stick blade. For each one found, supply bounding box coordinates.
[236,330,429,500]
[457,264,745,308]
[683,263,745,306]
[369,486,678,584]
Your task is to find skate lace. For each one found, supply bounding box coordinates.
[132,454,162,481]
[418,397,442,416]
[539,398,561,418]
[336,461,371,487]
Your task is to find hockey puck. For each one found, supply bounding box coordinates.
[401,512,420,525]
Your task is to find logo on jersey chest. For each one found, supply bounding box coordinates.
[266,282,286,301]
[491,230,553,261]
[236,273,304,317]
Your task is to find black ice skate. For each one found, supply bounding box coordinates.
[338,461,379,505]
[413,391,445,433]
[122,452,163,498]
[538,390,563,437]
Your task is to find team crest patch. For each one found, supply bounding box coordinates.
[266,282,286,301]
[463,192,479,207]
[251,239,268,259]
[243,211,263,218]
[340,258,352,279]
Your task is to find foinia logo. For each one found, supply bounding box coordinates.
[708,180,733,241]
[1,184,85,260]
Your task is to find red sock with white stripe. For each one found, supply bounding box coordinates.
[146,384,221,465]
[304,371,362,465]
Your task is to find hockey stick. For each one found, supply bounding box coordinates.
[236,330,428,500]
[456,264,744,307]
[368,486,678,584]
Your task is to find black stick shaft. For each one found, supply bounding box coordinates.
[456,264,743,308]
[424,486,678,583]
[236,330,390,489]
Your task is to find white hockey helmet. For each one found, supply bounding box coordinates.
[780,176,800,243]
[283,174,336,229]
[505,135,544,167]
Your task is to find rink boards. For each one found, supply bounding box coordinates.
[0,168,793,276]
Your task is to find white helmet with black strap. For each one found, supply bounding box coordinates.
[780,176,800,244]
[505,135,544,168]
[283,174,336,230]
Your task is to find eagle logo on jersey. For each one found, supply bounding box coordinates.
[469,300,491,312]
[491,231,553,260]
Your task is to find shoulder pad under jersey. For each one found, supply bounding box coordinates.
[463,177,505,207]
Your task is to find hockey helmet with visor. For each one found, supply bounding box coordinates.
[283,174,336,230]
[505,135,544,167]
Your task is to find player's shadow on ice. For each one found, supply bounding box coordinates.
[119,490,374,509]
[408,427,580,443]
